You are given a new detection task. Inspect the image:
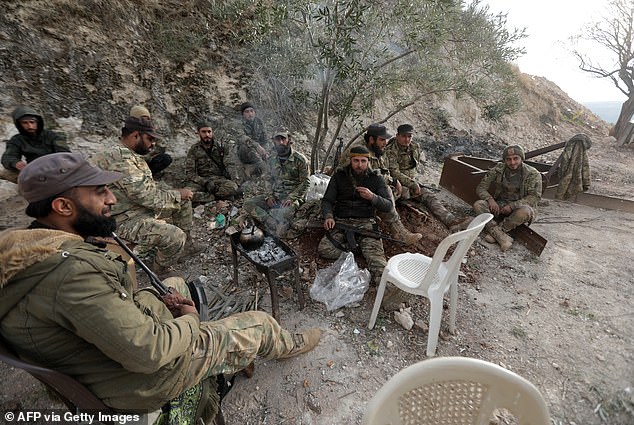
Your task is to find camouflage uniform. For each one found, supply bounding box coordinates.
[185,138,240,203]
[385,139,457,226]
[474,161,542,231]
[318,165,392,283]
[243,147,309,234]
[92,146,192,267]
[243,116,271,151]
[1,106,69,183]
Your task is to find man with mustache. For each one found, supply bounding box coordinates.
[1,105,70,183]
[92,116,203,276]
[242,129,309,236]
[0,152,321,422]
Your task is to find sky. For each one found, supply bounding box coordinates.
[481,0,627,104]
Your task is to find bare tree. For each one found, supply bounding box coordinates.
[571,0,634,144]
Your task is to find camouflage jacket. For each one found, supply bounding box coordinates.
[266,148,310,203]
[385,140,423,190]
[1,106,69,171]
[340,140,394,188]
[243,116,270,150]
[476,162,542,210]
[92,145,182,219]
[185,140,234,186]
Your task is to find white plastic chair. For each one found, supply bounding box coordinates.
[368,213,493,356]
[362,357,550,425]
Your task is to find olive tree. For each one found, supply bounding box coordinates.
[244,0,525,172]
[571,0,634,144]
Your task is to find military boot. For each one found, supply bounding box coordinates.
[389,219,422,246]
[448,216,473,233]
[278,329,322,359]
[489,225,513,251]
[180,232,207,259]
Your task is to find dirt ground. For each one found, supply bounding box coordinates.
[0,135,633,425]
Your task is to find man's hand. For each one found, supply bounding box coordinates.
[394,180,403,198]
[500,204,513,215]
[177,188,194,201]
[324,217,335,230]
[487,198,500,215]
[412,183,422,197]
[15,160,27,171]
[162,290,198,318]
[256,145,269,160]
[266,196,278,208]
[280,198,293,208]
[356,186,375,201]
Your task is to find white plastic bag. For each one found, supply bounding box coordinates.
[305,173,331,201]
[310,252,371,311]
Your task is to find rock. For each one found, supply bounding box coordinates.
[394,307,414,330]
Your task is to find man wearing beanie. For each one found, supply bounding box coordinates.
[129,105,173,179]
[386,124,472,232]
[185,120,241,203]
[92,116,204,275]
[473,145,542,251]
[241,101,271,151]
[1,105,70,183]
[339,124,422,246]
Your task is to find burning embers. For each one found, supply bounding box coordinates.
[244,236,292,265]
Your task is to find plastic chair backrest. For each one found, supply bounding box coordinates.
[362,357,550,425]
[420,213,493,292]
[0,336,111,413]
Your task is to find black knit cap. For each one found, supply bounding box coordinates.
[366,124,392,139]
[197,120,214,131]
[124,116,161,138]
[349,146,371,157]
[397,124,414,135]
[240,102,255,113]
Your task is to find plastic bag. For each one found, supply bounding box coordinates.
[310,252,371,311]
[305,173,331,201]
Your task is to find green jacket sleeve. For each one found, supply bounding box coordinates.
[54,256,199,374]
[1,139,22,170]
[386,146,418,190]
[475,166,499,201]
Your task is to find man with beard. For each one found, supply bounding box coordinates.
[129,105,173,179]
[185,121,241,203]
[340,124,422,245]
[1,106,70,183]
[0,152,322,421]
[473,145,542,251]
[243,130,309,236]
[92,117,202,275]
[386,124,472,232]
[241,101,270,152]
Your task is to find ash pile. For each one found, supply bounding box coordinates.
[245,236,293,265]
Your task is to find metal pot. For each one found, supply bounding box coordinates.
[240,224,265,250]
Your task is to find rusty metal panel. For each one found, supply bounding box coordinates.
[543,188,634,213]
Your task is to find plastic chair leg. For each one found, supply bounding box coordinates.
[426,296,444,356]
[368,277,388,329]
[449,281,457,334]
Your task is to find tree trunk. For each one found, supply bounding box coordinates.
[612,96,634,144]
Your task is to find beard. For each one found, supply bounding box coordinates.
[369,144,383,157]
[352,167,368,180]
[275,144,291,157]
[133,139,151,155]
[72,203,117,238]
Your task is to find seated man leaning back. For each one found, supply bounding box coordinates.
[473,145,542,251]
[0,152,322,415]
[185,120,242,203]
[319,146,408,310]
[91,116,203,275]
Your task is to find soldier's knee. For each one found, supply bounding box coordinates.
[317,237,342,259]
[512,206,534,223]
[473,200,489,214]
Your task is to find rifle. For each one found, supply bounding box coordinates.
[307,220,405,252]
[332,137,344,170]
[111,232,209,321]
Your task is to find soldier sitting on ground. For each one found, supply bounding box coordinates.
[473,145,542,251]
[340,124,422,245]
[1,106,70,183]
[185,120,242,204]
[92,116,204,276]
[386,123,472,232]
[243,129,310,237]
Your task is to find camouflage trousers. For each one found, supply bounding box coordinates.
[401,186,456,226]
[473,199,534,232]
[243,195,298,232]
[317,217,386,284]
[116,201,193,267]
[137,279,295,403]
[189,177,240,203]
[0,168,18,183]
